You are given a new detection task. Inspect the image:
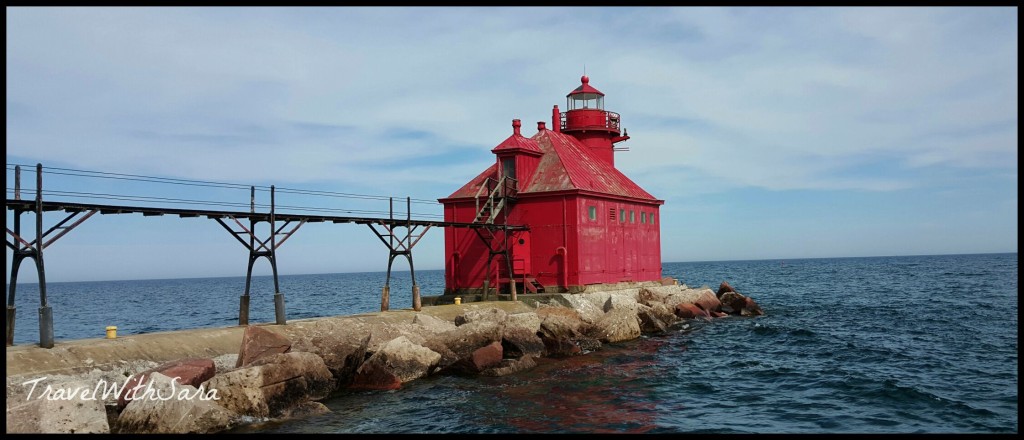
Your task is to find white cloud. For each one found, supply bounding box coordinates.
[5,7,1018,281]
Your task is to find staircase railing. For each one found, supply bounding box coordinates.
[473,176,518,224]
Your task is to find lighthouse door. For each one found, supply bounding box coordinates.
[511,231,531,277]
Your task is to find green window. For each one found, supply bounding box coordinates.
[588,206,597,221]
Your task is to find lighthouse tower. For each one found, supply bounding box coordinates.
[556,75,631,167]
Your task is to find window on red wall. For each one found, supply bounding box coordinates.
[651,213,656,225]
[630,210,635,223]
[619,209,626,223]
[641,212,647,224]
[588,206,597,221]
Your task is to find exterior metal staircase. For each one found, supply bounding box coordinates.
[523,277,545,293]
[473,176,546,298]
[473,176,516,224]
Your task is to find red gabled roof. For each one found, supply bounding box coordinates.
[491,132,541,155]
[442,129,659,203]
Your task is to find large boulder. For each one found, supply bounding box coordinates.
[602,292,640,314]
[236,326,292,368]
[345,362,400,391]
[719,291,747,314]
[693,288,722,313]
[587,307,641,343]
[660,277,678,286]
[636,303,669,334]
[717,281,736,298]
[115,373,233,434]
[203,351,334,418]
[289,325,371,387]
[552,294,605,324]
[505,312,542,334]
[118,358,216,409]
[501,326,545,359]
[675,303,710,320]
[638,287,670,307]
[6,379,110,433]
[645,301,678,327]
[417,339,461,373]
[449,341,503,375]
[481,356,538,377]
[536,304,588,338]
[436,320,504,359]
[662,288,708,310]
[212,354,239,375]
[674,303,696,319]
[350,336,441,389]
[539,334,582,358]
[365,320,431,354]
[580,291,614,312]
[418,320,503,372]
[455,307,508,326]
[740,297,764,316]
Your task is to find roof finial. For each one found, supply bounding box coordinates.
[512,119,521,136]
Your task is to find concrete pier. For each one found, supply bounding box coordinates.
[6,301,534,379]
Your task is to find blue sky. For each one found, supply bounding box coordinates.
[5,7,1018,282]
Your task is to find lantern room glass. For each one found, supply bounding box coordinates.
[567,94,604,111]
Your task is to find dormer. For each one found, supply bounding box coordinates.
[491,119,542,192]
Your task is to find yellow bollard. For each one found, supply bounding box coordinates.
[454,297,462,305]
[105,326,117,339]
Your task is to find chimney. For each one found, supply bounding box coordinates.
[512,119,521,136]
[537,121,546,131]
[552,105,561,133]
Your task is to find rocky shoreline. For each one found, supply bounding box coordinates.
[5,280,762,434]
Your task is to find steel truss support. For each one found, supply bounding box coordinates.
[368,197,431,312]
[472,225,517,303]
[6,164,96,348]
[214,185,303,326]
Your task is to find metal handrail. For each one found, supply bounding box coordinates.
[559,110,620,131]
[473,176,518,224]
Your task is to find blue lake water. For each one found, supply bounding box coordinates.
[5,253,1018,433]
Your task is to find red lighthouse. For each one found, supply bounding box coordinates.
[439,76,664,296]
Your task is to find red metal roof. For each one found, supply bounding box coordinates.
[491,131,542,155]
[442,129,659,203]
[567,75,604,97]
[524,130,656,200]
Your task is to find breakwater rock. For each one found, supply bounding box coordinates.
[5,281,762,434]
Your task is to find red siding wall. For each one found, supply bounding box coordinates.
[575,196,661,285]
[444,193,661,294]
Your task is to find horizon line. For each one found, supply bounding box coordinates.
[6,251,1017,285]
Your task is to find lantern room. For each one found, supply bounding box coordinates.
[558,75,630,167]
